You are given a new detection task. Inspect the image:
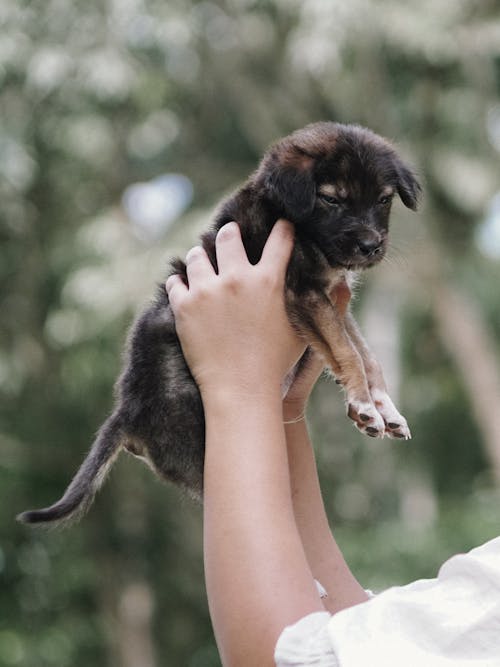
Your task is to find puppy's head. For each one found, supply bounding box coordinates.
[255,122,421,269]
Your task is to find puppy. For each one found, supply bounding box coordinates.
[18,122,420,526]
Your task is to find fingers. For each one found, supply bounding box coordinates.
[166,245,213,310]
[215,222,249,274]
[167,218,294,309]
[259,219,294,275]
[185,245,214,286]
[165,273,187,310]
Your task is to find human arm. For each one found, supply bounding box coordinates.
[167,220,324,666]
[283,358,369,614]
[166,221,363,665]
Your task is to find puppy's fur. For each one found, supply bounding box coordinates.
[18,122,420,526]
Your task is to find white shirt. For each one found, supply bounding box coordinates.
[275,536,500,666]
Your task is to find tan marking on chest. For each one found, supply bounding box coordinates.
[328,270,353,318]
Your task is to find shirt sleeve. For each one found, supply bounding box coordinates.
[274,611,337,667]
[274,580,375,666]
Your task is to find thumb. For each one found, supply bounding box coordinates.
[259,219,294,275]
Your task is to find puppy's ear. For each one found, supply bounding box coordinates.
[394,159,421,211]
[259,148,316,220]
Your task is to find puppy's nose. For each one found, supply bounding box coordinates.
[357,237,382,256]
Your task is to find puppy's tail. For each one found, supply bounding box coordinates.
[17,413,124,527]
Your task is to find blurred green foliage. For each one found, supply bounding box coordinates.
[1,0,500,664]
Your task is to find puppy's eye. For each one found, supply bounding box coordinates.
[320,194,340,206]
[378,195,393,206]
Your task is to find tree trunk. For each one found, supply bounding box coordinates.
[432,281,500,485]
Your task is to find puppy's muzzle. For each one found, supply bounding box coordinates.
[357,236,382,257]
[354,229,385,264]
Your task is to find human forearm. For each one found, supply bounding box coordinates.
[203,390,324,666]
[284,413,368,614]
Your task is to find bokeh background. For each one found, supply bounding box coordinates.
[1,1,500,665]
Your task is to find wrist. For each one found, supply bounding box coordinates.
[200,379,283,416]
[202,386,285,453]
[283,396,309,420]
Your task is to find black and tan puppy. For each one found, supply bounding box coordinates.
[18,122,420,526]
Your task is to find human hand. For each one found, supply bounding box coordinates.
[165,220,305,404]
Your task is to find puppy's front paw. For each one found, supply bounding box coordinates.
[347,400,385,438]
[371,390,411,440]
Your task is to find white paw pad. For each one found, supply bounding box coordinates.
[347,401,385,438]
[371,390,411,440]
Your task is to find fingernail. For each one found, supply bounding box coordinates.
[217,221,239,239]
[186,246,203,263]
